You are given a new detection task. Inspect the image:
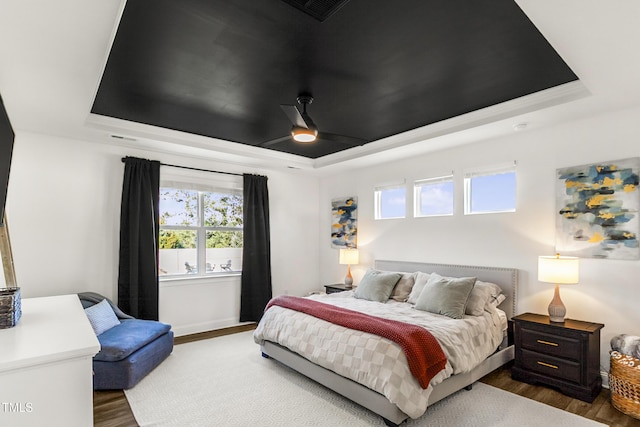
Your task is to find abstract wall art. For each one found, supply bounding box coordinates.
[556,158,640,259]
[331,197,357,248]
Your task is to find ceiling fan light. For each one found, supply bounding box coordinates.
[291,126,318,143]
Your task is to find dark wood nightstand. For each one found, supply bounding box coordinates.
[511,312,604,402]
[324,283,351,294]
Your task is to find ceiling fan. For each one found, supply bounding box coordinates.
[261,94,366,148]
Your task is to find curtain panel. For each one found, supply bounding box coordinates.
[118,157,160,320]
[240,174,272,322]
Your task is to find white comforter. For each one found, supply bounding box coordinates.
[253,291,504,419]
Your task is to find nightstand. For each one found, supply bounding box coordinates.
[511,312,604,402]
[324,283,351,294]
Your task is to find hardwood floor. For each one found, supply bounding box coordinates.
[94,327,640,427]
[93,390,137,427]
[480,365,640,427]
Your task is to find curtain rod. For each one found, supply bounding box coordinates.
[121,157,243,177]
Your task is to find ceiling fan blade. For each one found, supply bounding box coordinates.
[320,132,367,147]
[260,135,292,148]
[280,104,309,129]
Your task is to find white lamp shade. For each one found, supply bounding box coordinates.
[339,248,359,265]
[538,255,579,284]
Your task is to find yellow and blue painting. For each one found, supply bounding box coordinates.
[331,196,357,248]
[556,158,639,259]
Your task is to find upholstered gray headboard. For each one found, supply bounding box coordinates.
[374,260,518,319]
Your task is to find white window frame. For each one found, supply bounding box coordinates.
[464,162,517,215]
[159,173,243,280]
[374,182,406,220]
[413,175,454,218]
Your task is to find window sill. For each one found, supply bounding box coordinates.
[159,272,241,287]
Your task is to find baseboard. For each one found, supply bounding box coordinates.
[601,370,610,389]
[171,318,251,337]
[174,323,257,345]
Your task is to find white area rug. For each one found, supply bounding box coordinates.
[125,331,606,427]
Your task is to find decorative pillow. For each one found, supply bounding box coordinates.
[414,273,477,319]
[354,269,402,303]
[465,280,504,316]
[488,293,506,309]
[84,299,121,336]
[389,272,417,302]
[407,272,431,304]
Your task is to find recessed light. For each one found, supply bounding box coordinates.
[513,122,528,131]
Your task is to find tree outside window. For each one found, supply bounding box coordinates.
[159,188,243,277]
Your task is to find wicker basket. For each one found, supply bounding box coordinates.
[0,287,21,328]
[610,350,640,420]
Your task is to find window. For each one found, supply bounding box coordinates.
[464,163,516,215]
[374,184,406,219]
[414,175,454,217]
[158,184,243,278]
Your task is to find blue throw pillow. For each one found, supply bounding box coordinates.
[84,299,121,336]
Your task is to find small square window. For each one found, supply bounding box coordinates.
[464,164,516,215]
[414,176,454,217]
[374,185,406,219]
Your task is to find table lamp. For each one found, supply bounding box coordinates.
[339,248,359,288]
[538,254,579,323]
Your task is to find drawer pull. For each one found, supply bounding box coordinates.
[537,361,558,369]
[536,339,559,347]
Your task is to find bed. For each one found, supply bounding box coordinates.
[254,260,518,426]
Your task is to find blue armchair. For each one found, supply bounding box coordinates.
[78,292,174,390]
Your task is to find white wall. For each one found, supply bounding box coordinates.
[319,106,640,371]
[5,131,320,335]
[6,105,639,365]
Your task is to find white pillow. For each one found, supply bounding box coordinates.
[389,272,417,302]
[488,293,506,309]
[84,299,120,336]
[465,280,504,316]
[407,272,431,304]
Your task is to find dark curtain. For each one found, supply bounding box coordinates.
[240,174,272,322]
[117,157,160,320]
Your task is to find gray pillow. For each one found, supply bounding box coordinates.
[407,271,431,304]
[414,273,476,319]
[354,269,402,303]
[390,272,417,302]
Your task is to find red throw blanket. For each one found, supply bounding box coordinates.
[266,295,447,388]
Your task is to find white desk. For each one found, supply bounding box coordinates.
[0,294,100,427]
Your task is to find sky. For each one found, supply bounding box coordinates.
[378,172,516,218]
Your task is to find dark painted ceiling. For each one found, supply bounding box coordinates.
[92,0,578,159]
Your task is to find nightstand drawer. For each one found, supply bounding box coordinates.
[520,328,581,360]
[520,348,582,383]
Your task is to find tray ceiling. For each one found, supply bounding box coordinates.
[91,0,578,159]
